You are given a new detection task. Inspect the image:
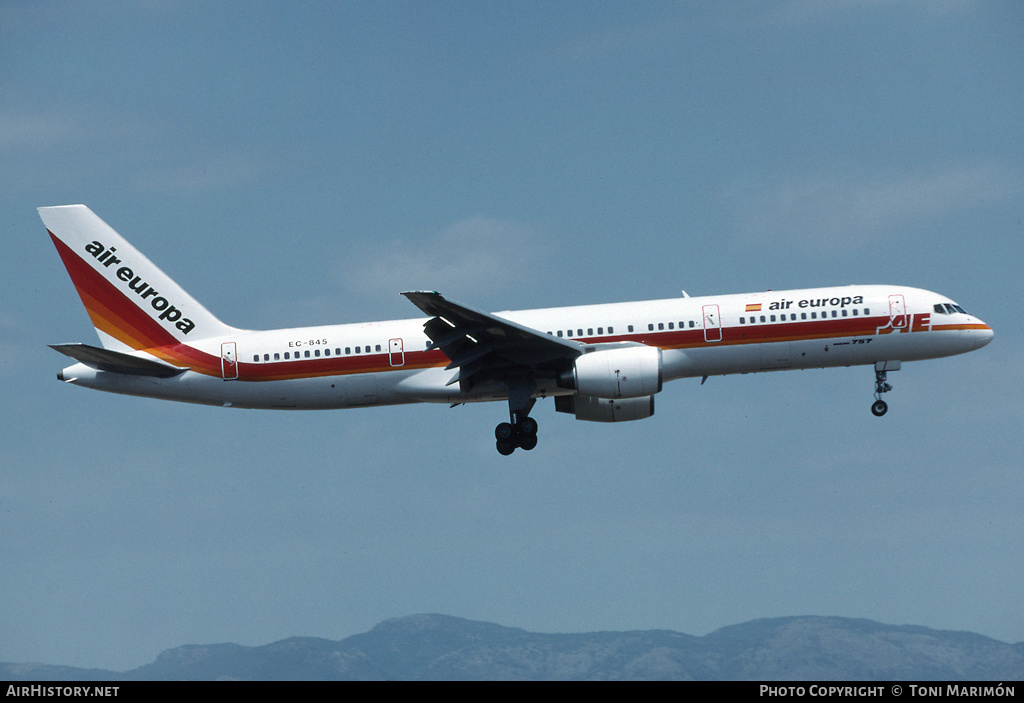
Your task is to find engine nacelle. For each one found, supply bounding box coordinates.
[555,394,655,423]
[562,346,663,399]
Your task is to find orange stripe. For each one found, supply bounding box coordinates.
[931,323,991,332]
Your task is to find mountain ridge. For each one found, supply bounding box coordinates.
[4,614,1022,681]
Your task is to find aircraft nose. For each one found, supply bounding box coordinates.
[973,322,994,350]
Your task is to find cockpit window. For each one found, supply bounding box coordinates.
[934,303,968,315]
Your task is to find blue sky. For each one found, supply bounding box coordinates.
[2,1,1022,671]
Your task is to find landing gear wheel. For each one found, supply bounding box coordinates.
[498,380,540,455]
[495,422,515,441]
[871,363,897,418]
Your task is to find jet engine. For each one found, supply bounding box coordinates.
[555,394,655,423]
[559,346,663,399]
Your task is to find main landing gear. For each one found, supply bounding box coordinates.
[871,361,900,417]
[495,379,538,455]
[495,416,538,455]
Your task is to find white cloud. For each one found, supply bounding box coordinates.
[336,216,557,304]
[766,0,974,26]
[0,110,75,149]
[138,151,270,194]
[0,102,157,151]
[558,14,687,62]
[725,162,1022,251]
[250,217,563,327]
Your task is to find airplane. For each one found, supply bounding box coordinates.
[41,205,994,455]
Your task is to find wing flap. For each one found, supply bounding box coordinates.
[404,291,582,353]
[402,291,582,391]
[50,343,189,378]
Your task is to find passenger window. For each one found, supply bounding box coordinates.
[355,346,360,353]
[588,328,594,336]
[253,355,259,362]
[842,309,848,317]
[801,313,807,320]
[315,349,321,357]
[648,324,654,331]
[658,323,664,330]
[274,353,280,361]
[556,330,563,337]
[345,347,351,355]
[284,352,290,360]
[305,350,311,358]
[577,329,583,337]
[598,327,604,335]
[740,317,745,324]
[628,325,634,332]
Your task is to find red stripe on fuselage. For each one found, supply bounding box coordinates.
[235,348,450,382]
[230,315,902,382]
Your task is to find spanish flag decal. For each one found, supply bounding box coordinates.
[745,303,762,312]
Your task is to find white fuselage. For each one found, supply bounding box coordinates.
[58,284,993,411]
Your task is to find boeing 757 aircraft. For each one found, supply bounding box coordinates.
[42,205,994,455]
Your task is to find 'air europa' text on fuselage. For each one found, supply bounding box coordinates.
[767,295,865,310]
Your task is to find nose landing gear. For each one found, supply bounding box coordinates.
[871,361,900,417]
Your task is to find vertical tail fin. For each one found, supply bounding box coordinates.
[41,205,238,352]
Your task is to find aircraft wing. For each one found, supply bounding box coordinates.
[50,343,189,378]
[402,291,584,390]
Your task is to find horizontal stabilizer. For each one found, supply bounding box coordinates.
[50,343,188,378]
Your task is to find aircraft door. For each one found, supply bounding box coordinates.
[221,341,239,380]
[889,294,908,330]
[389,338,405,367]
[703,304,722,343]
